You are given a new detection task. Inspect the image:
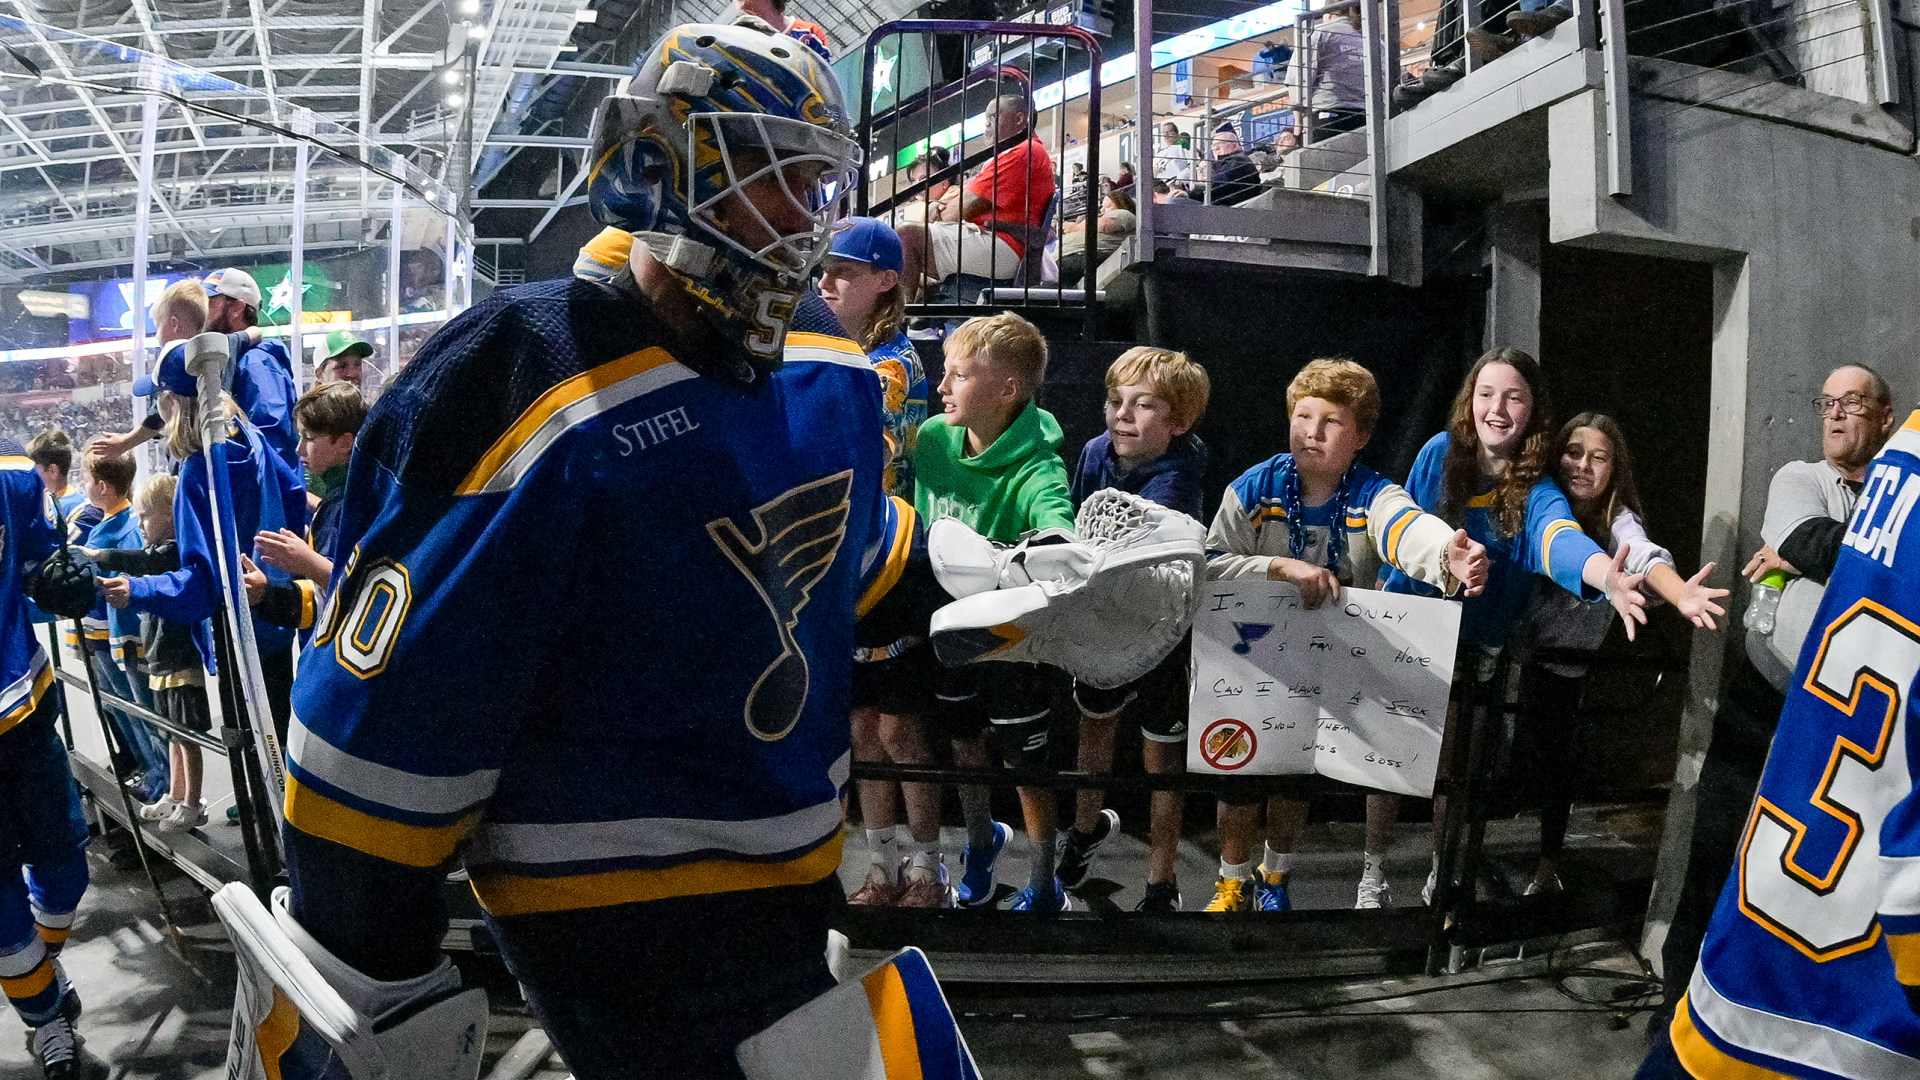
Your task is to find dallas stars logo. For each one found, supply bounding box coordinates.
[708,471,853,741]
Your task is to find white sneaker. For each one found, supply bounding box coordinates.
[156,800,205,832]
[1356,875,1393,909]
[137,796,178,822]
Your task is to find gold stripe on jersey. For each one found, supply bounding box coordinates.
[857,497,915,618]
[1670,995,1797,1080]
[283,774,481,868]
[457,347,691,496]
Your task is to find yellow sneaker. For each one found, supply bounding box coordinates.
[1204,876,1251,912]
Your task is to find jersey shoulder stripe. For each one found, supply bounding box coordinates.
[456,347,690,495]
[784,331,870,369]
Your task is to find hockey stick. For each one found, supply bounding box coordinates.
[183,335,288,838]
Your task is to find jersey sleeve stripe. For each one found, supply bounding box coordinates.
[286,714,500,817]
[1467,490,1496,509]
[1384,506,1417,567]
[284,774,481,868]
[784,332,871,368]
[297,580,316,630]
[1685,965,1911,1079]
[857,497,916,618]
[469,832,845,917]
[1670,995,1800,1080]
[0,456,33,471]
[456,347,693,496]
[1887,415,1920,460]
[1884,931,1920,985]
[1882,854,1920,917]
[0,656,52,740]
[1539,520,1580,580]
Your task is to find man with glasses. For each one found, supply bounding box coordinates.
[1654,363,1896,1029]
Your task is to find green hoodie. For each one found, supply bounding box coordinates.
[913,400,1075,543]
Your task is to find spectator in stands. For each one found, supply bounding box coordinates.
[99,342,309,751]
[1309,5,1367,139]
[1062,161,1091,221]
[730,0,832,60]
[1207,125,1264,204]
[1207,360,1490,911]
[89,475,210,832]
[1256,40,1295,83]
[244,380,367,636]
[1378,348,1649,907]
[1156,122,1197,182]
[817,219,946,909]
[26,429,84,525]
[78,450,171,806]
[896,95,1056,298]
[891,147,955,228]
[316,328,385,408]
[1513,414,1726,896]
[1066,347,1212,912]
[1655,363,1894,1023]
[913,313,1076,914]
[1114,160,1137,198]
[1056,190,1136,289]
[90,272,298,473]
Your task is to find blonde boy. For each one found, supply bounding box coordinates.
[912,312,1076,914]
[1061,347,1211,910]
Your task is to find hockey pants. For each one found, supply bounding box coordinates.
[0,699,90,1027]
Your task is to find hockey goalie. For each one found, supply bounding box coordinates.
[217,16,1205,1080]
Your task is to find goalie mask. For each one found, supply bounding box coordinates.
[588,20,860,378]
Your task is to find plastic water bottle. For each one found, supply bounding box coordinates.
[1745,569,1788,635]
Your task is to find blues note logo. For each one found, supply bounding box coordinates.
[1232,622,1273,655]
[709,471,853,741]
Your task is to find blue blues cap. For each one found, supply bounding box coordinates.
[827,217,904,274]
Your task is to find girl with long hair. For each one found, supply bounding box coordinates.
[819,218,948,908]
[1380,348,1652,905]
[1513,413,1726,894]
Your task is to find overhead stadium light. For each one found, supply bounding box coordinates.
[445,93,465,107]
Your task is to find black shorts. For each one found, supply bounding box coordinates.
[1073,638,1190,744]
[927,661,1066,758]
[157,684,211,734]
[850,642,939,715]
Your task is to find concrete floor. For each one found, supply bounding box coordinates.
[0,834,1661,1080]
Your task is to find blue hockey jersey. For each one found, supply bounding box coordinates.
[231,336,301,473]
[284,278,902,925]
[1382,431,1604,647]
[0,441,60,738]
[81,501,146,676]
[1672,410,1920,1079]
[123,413,309,671]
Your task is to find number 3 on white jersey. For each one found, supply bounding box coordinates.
[1740,599,1920,959]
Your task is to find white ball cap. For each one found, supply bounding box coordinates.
[204,267,262,310]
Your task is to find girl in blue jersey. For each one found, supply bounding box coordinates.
[1379,348,1649,905]
[99,343,309,750]
[821,218,948,908]
[1513,414,1726,895]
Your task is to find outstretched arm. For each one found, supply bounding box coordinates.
[1645,561,1729,630]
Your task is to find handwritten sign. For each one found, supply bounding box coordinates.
[1187,581,1461,797]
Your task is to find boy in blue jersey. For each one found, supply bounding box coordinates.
[914,311,1079,914]
[1207,359,1489,912]
[1636,409,1920,1080]
[0,437,93,1079]
[268,22,914,1080]
[1062,347,1211,912]
[76,451,170,805]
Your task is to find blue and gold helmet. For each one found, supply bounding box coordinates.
[588,20,860,371]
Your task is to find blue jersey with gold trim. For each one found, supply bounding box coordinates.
[0,439,59,740]
[1382,431,1603,647]
[285,278,898,923]
[1673,411,1920,1079]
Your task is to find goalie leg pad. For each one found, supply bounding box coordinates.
[214,884,487,1080]
[737,947,983,1080]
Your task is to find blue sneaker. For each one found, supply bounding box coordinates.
[957,821,1011,907]
[1003,879,1075,914]
[1255,870,1292,912]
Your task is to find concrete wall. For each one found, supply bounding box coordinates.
[1546,84,1920,971]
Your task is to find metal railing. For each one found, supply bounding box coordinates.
[858,19,1103,337]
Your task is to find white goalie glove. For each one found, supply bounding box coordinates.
[213,884,488,1080]
[927,488,1207,688]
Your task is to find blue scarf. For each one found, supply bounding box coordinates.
[1279,454,1356,574]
